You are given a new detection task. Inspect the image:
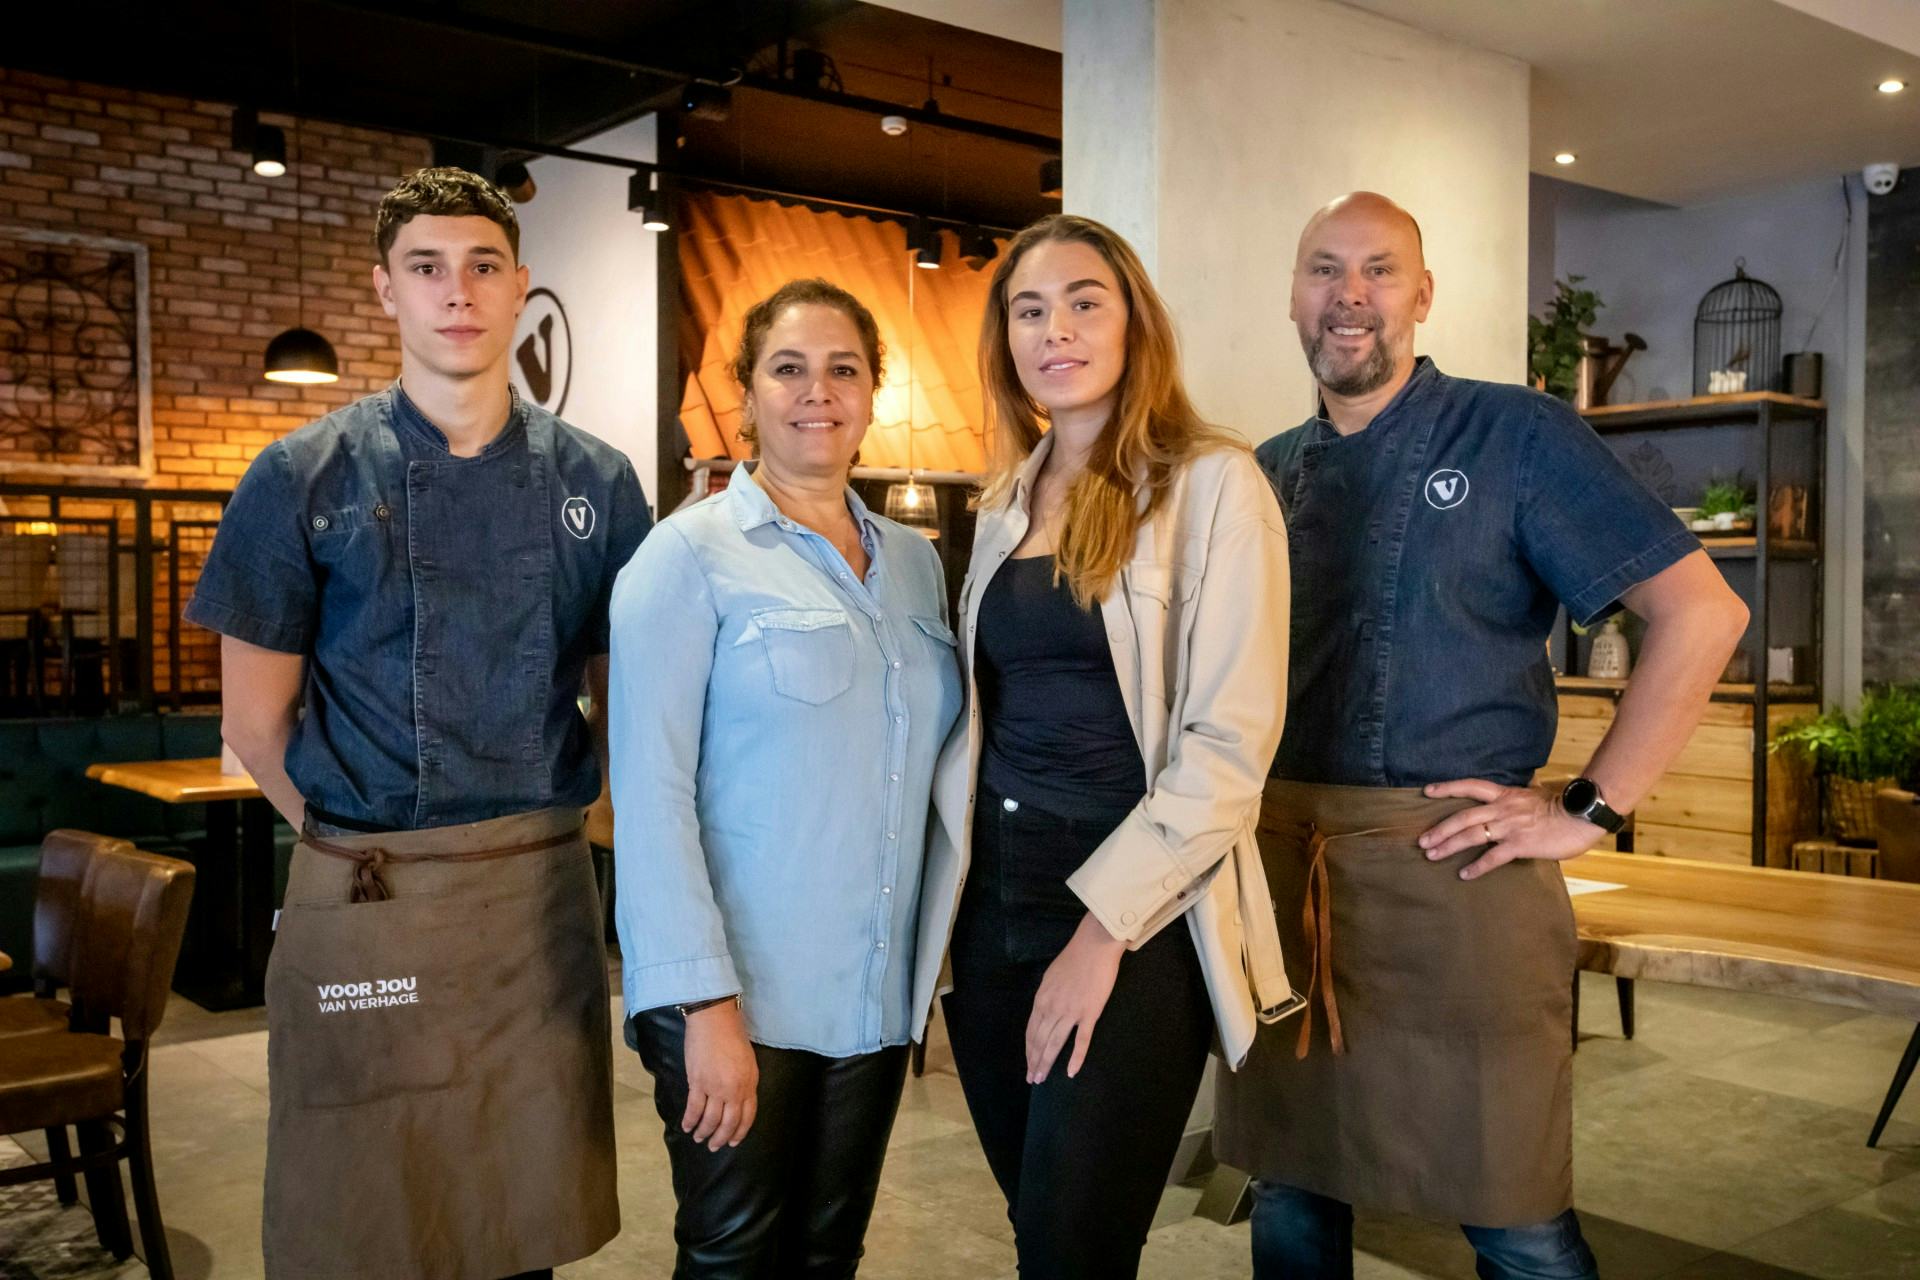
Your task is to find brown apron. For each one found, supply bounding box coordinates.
[1214,780,1576,1228]
[262,807,619,1280]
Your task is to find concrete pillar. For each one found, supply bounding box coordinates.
[1064,0,1531,437]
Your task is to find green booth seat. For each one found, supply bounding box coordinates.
[0,712,293,994]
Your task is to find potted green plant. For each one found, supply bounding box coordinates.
[1528,276,1600,403]
[1771,684,1920,841]
[1695,475,1755,533]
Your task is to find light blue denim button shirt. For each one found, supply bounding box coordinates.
[609,464,962,1056]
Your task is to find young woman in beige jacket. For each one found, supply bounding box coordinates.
[908,214,1299,1278]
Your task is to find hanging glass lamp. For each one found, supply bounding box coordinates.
[884,477,939,537]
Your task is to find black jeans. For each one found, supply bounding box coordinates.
[942,789,1212,1279]
[628,1009,910,1279]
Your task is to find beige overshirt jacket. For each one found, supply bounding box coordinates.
[910,434,1296,1068]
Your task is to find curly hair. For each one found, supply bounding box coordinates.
[732,278,886,447]
[374,167,519,264]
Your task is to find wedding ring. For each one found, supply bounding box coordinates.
[1483,823,1496,844]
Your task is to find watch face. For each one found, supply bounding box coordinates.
[1563,778,1599,813]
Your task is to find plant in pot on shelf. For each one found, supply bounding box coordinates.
[1528,276,1600,404]
[1694,475,1756,534]
[1770,683,1920,843]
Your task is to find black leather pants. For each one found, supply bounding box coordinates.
[628,1008,910,1280]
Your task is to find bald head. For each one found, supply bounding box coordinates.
[1290,191,1434,405]
[1296,191,1424,268]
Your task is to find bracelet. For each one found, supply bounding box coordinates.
[674,993,741,1018]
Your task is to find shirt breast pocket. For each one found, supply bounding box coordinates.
[307,503,394,574]
[744,607,855,705]
[1126,558,1200,609]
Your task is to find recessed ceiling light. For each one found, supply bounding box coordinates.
[1553,151,1577,165]
[1878,78,1907,94]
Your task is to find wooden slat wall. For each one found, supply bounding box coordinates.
[676,192,999,473]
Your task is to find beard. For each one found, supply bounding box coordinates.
[1300,307,1396,398]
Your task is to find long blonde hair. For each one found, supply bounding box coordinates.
[978,214,1242,607]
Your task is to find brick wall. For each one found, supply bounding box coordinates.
[0,68,430,699]
[0,67,429,486]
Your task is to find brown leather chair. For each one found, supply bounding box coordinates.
[0,830,107,1038]
[1875,788,1920,884]
[0,836,194,1278]
[0,831,117,1207]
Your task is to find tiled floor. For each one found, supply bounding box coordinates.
[3,971,1917,1278]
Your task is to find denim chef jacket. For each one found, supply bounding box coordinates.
[185,384,652,830]
[608,464,963,1057]
[1258,358,1697,789]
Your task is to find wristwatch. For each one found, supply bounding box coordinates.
[1561,777,1627,834]
[675,993,741,1018]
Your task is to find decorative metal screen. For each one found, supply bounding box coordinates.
[0,226,153,477]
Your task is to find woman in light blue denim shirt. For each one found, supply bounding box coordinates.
[607,278,962,1277]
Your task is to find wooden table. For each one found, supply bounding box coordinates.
[86,757,277,1011]
[1567,851,1920,1147]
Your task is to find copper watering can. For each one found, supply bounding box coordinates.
[1576,333,1647,410]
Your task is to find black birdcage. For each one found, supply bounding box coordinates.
[1693,259,1782,396]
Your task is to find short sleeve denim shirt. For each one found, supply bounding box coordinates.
[1258,359,1697,788]
[185,384,652,830]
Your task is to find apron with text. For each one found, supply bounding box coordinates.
[1214,780,1576,1228]
[263,427,615,1279]
[262,809,618,1279]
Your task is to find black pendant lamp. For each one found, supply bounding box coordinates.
[263,121,339,384]
[263,326,339,384]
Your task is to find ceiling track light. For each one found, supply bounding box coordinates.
[629,170,670,231]
[496,160,537,203]
[252,126,288,178]
[233,105,285,177]
[1039,157,1063,199]
[907,217,942,269]
[960,227,998,272]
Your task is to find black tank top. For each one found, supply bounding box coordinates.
[975,555,1146,819]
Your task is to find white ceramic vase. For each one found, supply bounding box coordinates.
[1588,618,1631,680]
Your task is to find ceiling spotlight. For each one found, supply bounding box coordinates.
[1553,151,1577,165]
[628,171,669,231]
[881,114,909,137]
[1039,157,1063,199]
[792,48,833,91]
[232,104,285,177]
[252,124,288,178]
[1879,78,1907,94]
[907,217,942,269]
[682,83,733,122]
[496,160,537,204]
[960,228,998,272]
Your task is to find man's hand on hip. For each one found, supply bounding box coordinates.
[1417,778,1609,881]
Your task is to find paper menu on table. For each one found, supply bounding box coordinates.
[1563,876,1627,897]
